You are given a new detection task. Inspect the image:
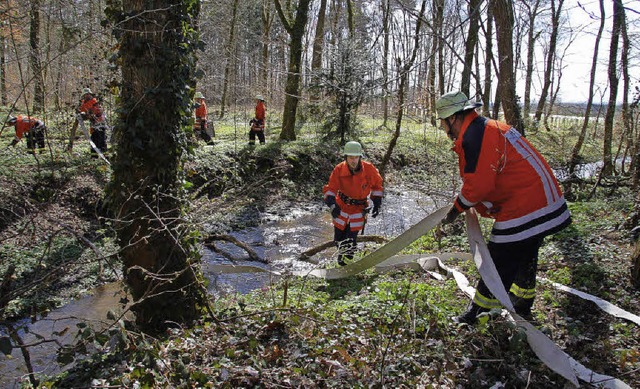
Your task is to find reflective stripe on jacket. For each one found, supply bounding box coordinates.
[323,160,383,231]
[452,111,571,243]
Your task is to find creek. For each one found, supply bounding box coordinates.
[0,186,442,387]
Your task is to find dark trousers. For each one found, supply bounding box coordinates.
[90,127,108,153]
[197,120,213,143]
[334,225,359,265]
[26,128,45,151]
[476,236,544,313]
[249,128,265,144]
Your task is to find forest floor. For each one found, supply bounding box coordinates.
[1,123,639,388]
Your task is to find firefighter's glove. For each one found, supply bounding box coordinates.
[371,197,381,218]
[324,195,336,208]
[330,204,341,219]
[443,207,460,225]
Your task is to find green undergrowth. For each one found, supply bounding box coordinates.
[4,109,640,387]
[46,272,569,388]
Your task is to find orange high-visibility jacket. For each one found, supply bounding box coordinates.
[195,101,207,120]
[323,160,383,231]
[452,111,571,243]
[255,101,265,122]
[78,96,105,125]
[13,115,44,140]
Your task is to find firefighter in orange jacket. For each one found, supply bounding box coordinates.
[436,91,572,324]
[77,88,108,156]
[6,115,46,153]
[323,141,384,266]
[194,91,213,144]
[249,95,266,145]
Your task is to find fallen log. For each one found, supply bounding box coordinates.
[203,234,266,263]
[298,235,388,262]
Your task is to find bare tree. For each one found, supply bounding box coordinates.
[274,0,313,141]
[492,0,525,133]
[310,0,328,104]
[1,32,6,106]
[219,0,239,119]
[568,0,605,182]
[521,0,542,120]
[380,0,427,178]
[29,0,44,112]
[260,0,274,93]
[461,0,482,97]
[602,0,624,176]
[381,0,391,127]
[482,4,493,117]
[534,0,564,123]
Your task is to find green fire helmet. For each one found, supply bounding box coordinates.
[343,141,363,157]
[255,94,264,101]
[195,91,205,99]
[435,91,482,120]
[82,87,93,95]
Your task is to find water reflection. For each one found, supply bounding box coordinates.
[0,186,442,386]
[204,187,440,295]
[0,283,127,388]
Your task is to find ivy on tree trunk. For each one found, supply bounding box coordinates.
[106,0,205,333]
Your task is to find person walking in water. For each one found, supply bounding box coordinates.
[323,141,383,266]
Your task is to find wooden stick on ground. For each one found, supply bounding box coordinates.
[298,235,388,261]
[203,234,266,263]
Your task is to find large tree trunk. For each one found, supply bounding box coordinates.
[460,0,482,97]
[534,0,564,123]
[30,0,44,112]
[492,0,525,133]
[275,0,312,141]
[219,0,239,119]
[602,0,623,176]
[107,0,204,333]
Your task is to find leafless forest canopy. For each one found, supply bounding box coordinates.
[1,0,638,120]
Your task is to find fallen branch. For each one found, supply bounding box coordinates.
[203,234,266,263]
[298,235,388,261]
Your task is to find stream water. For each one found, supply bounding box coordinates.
[0,186,443,387]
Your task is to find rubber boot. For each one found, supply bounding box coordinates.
[509,293,534,320]
[453,302,489,325]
